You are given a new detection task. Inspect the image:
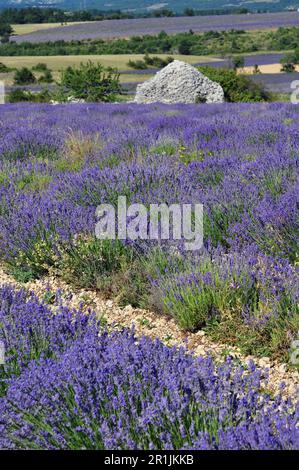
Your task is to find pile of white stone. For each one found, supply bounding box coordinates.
[134,60,224,104]
[50,96,85,105]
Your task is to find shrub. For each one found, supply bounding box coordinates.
[0,62,10,73]
[127,59,148,70]
[13,67,36,85]
[178,39,192,55]
[128,56,174,70]
[232,55,245,70]
[38,69,54,83]
[143,54,174,67]
[198,66,271,102]
[60,61,121,102]
[8,89,32,103]
[253,64,261,74]
[281,62,296,73]
[33,89,52,103]
[32,62,48,72]
[280,48,299,67]
[8,88,51,103]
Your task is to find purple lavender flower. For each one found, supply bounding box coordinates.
[0,307,297,450]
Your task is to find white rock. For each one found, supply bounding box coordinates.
[67,96,85,104]
[134,60,224,105]
[258,357,271,368]
[196,330,206,337]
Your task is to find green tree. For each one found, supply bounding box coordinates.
[154,9,173,17]
[232,55,245,70]
[14,67,36,85]
[60,61,121,102]
[178,39,192,55]
[293,47,299,63]
[184,8,195,16]
[253,64,261,74]
[199,66,271,102]
[0,23,13,43]
[281,48,299,67]
[281,62,296,73]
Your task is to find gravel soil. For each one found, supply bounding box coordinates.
[0,265,298,400]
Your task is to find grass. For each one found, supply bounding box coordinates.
[0,71,153,86]
[232,49,293,57]
[11,22,88,36]
[119,73,155,83]
[242,64,299,74]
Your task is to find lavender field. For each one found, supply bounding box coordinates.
[0,102,298,449]
[12,12,299,43]
[251,72,299,94]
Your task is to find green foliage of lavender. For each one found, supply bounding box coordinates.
[0,102,298,360]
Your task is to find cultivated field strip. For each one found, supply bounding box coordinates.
[12,12,299,43]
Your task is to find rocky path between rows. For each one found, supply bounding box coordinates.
[0,266,298,400]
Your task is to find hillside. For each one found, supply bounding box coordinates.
[1,0,299,14]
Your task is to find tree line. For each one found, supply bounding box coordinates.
[0,7,256,26]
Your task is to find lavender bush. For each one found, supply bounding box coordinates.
[0,102,298,358]
[0,285,98,394]
[0,285,297,450]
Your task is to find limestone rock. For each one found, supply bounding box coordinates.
[134,60,224,104]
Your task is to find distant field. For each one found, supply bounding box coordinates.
[250,72,299,94]
[243,64,299,74]
[1,52,297,92]
[1,53,296,89]
[196,53,288,70]
[0,54,220,85]
[12,22,87,36]
[0,53,220,71]
[120,73,155,83]
[0,72,156,87]
[11,12,299,43]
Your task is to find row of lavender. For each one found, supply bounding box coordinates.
[0,102,298,361]
[0,285,297,449]
[13,12,299,43]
